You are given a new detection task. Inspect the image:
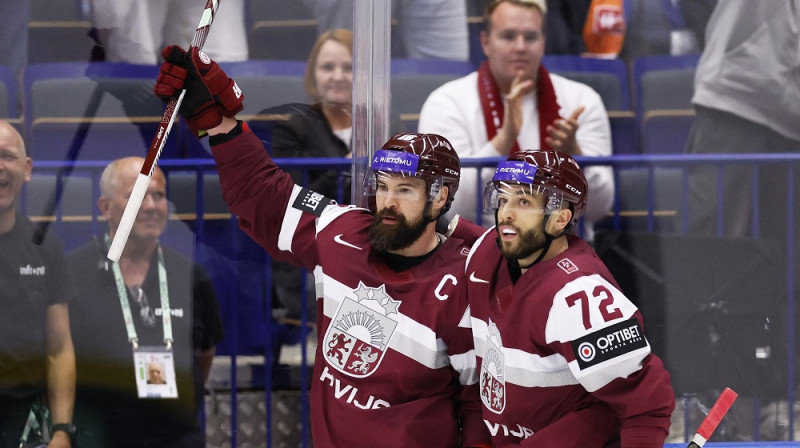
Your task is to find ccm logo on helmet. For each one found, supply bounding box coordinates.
[565,184,583,195]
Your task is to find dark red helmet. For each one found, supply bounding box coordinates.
[365,132,461,215]
[483,149,588,229]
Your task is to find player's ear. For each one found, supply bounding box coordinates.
[547,207,572,234]
[431,185,449,214]
[98,196,111,218]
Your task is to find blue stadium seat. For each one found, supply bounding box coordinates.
[163,167,278,357]
[0,65,18,119]
[641,110,695,154]
[609,111,638,155]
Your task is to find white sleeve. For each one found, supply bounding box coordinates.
[545,274,650,392]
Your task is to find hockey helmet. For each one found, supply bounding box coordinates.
[483,149,587,229]
[365,132,461,216]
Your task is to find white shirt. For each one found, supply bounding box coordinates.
[418,71,614,240]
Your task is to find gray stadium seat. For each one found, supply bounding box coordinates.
[596,167,684,232]
[23,62,180,160]
[220,60,308,115]
[632,54,699,154]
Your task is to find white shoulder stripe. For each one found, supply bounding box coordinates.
[317,203,365,235]
[278,185,303,252]
[465,226,496,273]
[472,316,579,388]
[503,347,578,388]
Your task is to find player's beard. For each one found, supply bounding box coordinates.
[369,208,428,252]
[497,221,547,262]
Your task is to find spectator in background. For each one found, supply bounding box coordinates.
[302,0,469,61]
[0,120,75,448]
[257,29,355,203]
[254,28,356,328]
[684,1,799,439]
[619,0,709,61]
[253,28,405,326]
[685,0,800,238]
[677,0,717,51]
[545,0,592,55]
[419,0,613,240]
[89,0,248,64]
[67,157,224,448]
[582,0,626,58]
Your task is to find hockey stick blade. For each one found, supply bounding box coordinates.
[107,0,220,261]
[687,387,738,448]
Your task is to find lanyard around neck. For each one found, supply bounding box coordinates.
[105,234,173,351]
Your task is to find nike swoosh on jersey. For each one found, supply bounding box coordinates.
[334,234,362,250]
[469,272,489,283]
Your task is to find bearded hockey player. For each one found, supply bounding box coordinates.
[153,46,491,447]
[454,149,675,447]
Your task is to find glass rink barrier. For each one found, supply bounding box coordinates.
[22,154,799,447]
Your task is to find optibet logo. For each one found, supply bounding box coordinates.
[571,317,647,370]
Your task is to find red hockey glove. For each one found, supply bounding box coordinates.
[154,45,244,136]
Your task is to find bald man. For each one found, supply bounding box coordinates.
[66,157,223,448]
[0,120,76,448]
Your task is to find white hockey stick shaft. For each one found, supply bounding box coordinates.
[107,0,220,261]
[107,92,185,260]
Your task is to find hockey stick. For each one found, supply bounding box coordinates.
[687,387,738,447]
[107,0,221,261]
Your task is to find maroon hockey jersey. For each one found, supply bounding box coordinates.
[211,129,489,447]
[464,227,675,448]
